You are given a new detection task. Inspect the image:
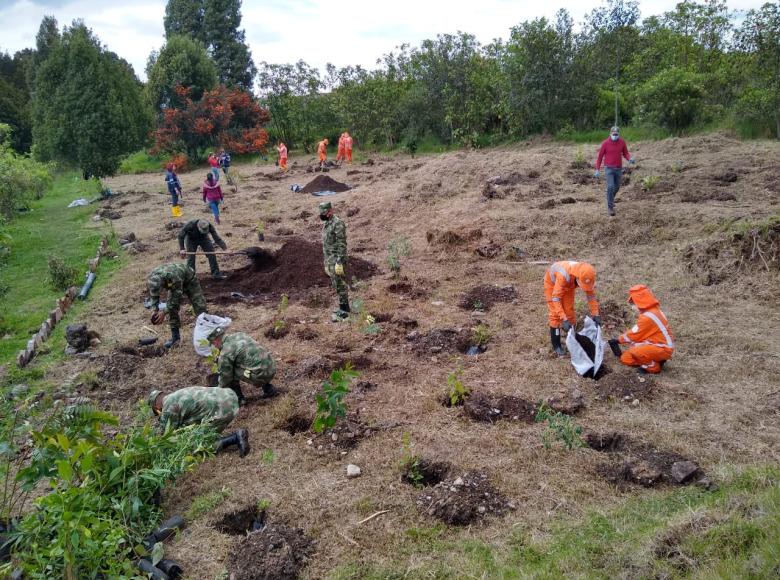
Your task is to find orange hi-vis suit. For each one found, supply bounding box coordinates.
[277,143,288,170]
[343,133,353,162]
[336,133,346,162]
[544,261,599,328]
[318,139,328,163]
[618,285,674,374]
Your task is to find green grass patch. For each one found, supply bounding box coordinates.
[0,171,124,363]
[557,125,673,143]
[118,150,164,174]
[185,487,232,521]
[331,465,780,579]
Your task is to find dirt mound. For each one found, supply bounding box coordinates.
[463,393,536,423]
[406,328,472,356]
[680,190,736,203]
[309,415,374,453]
[386,280,429,299]
[592,371,654,402]
[416,471,513,525]
[597,299,632,332]
[426,228,482,246]
[227,524,313,580]
[301,175,350,194]
[202,238,378,300]
[459,285,517,311]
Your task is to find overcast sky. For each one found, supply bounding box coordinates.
[0,0,766,81]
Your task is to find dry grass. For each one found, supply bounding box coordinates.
[38,134,780,577]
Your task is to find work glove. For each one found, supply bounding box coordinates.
[593,170,600,178]
[592,315,602,327]
[151,310,167,325]
[179,250,186,258]
[334,263,345,276]
[219,241,227,250]
[629,158,636,165]
[561,320,572,333]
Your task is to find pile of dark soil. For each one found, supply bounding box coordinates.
[295,327,319,341]
[99,352,140,382]
[416,471,513,525]
[712,170,738,184]
[227,524,313,580]
[116,344,167,359]
[401,458,453,486]
[386,280,429,299]
[425,228,482,246]
[459,285,517,311]
[406,328,472,356]
[301,175,350,194]
[680,189,736,203]
[474,242,502,258]
[215,505,266,535]
[202,238,378,300]
[310,416,374,452]
[586,432,709,488]
[591,371,654,402]
[463,393,536,423]
[597,299,632,332]
[278,412,313,435]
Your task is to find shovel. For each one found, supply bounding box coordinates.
[184,246,265,258]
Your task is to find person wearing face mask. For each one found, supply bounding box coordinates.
[319,201,350,320]
[608,285,674,374]
[147,262,208,348]
[594,126,635,217]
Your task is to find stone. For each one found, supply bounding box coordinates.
[16,351,27,368]
[346,464,361,478]
[453,477,464,487]
[625,459,662,486]
[545,388,585,415]
[695,476,717,491]
[477,506,486,514]
[118,232,136,245]
[670,461,700,484]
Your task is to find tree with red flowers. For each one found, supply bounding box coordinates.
[151,84,270,160]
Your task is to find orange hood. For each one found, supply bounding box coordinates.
[570,262,596,292]
[628,284,660,309]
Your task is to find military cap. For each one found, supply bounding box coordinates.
[207,325,228,342]
[147,389,162,407]
[318,201,332,215]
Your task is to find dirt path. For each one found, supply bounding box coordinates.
[52,135,780,577]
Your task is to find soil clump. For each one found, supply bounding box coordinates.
[591,371,654,402]
[301,175,350,194]
[406,328,472,356]
[459,285,517,311]
[416,471,513,525]
[227,524,314,580]
[386,280,429,299]
[463,392,536,423]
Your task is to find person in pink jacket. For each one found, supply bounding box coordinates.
[202,173,224,224]
[594,126,635,216]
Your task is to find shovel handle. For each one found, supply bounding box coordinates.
[183,251,243,256]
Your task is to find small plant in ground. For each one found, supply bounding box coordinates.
[472,299,484,312]
[670,160,684,173]
[641,175,660,191]
[201,342,220,373]
[471,323,492,347]
[261,448,276,464]
[186,487,231,521]
[75,370,101,391]
[446,367,471,406]
[257,498,271,511]
[535,403,585,450]
[47,255,80,291]
[573,146,586,167]
[350,298,381,335]
[256,221,265,240]
[399,431,424,487]
[270,294,289,337]
[312,364,359,433]
[386,235,412,277]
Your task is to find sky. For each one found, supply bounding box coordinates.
[0,0,767,81]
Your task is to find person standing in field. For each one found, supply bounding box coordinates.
[218,149,231,181]
[277,142,288,172]
[336,132,346,164]
[320,201,350,320]
[318,138,329,169]
[165,163,183,207]
[208,152,221,182]
[202,172,224,224]
[594,126,635,217]
[343,131,353,163]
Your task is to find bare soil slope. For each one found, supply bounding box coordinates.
[52,134,779,577]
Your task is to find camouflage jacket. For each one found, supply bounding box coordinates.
[322,215,347,266]
[217,332,276,389]
[159,386,238,432]
[178,219,225,250]
[147,262,192,309]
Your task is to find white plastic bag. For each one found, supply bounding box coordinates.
[193,313,231,356]
[566,316,604,377]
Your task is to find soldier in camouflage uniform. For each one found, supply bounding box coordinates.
[207,327,277,406]
[177,219,228,278]
[147,262,208,348]
[319,201,350,320]
[147,387,249,457]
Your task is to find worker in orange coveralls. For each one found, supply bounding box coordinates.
[318,138,329,168]
[336,132,346,163]
[277,142,288,172]
[343,131,353,163]
[544,261,601,356]
[608,285,674,374]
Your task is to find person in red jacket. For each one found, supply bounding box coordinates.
[202,173,224,224]
[594,126,635,217]
[609,285,674,374]
[544,260,601,355]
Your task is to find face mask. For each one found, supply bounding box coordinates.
[320,214,328,221]
[611,134,619,141]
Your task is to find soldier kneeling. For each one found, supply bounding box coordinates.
[207,326,277,406]
[147,387,250,457]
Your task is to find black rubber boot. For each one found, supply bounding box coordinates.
[164,328,180,349]
[339,301,351,313]
[212,272,227,280]
[215,432,239,453]
[550,327,565,356]
[608,339,622,357]
[262,383,278,398]
[231,383,246,406]
[236,428,250,457]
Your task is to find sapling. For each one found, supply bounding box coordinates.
[399,432,424,486]
[446,367,471,406]
[312,365,359,433]
[471,323,492,347]
[534,403,585,450]
[641,175,660,191]
[386,235,412,277]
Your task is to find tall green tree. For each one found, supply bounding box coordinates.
[146,35,218,111]
[164,0,206,44]
[32,21,152,177]
[203,0,256,89]
[0,52,33,152]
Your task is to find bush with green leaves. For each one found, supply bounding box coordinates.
[46,255,80,291]
[636,67,705,133]
[640,175,660,192]
[0,124,53,220]
[312,365,359,433]
[7,404,217,578]
[534,403,585,450]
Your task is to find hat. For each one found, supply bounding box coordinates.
[318,201,332,215]
[610,126,620,134]
[166,163,174,171]
[147,389,162,407]
[628,284,659,309]
[197,219,210,234]
[207,326,227,342]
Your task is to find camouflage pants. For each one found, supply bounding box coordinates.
[168,270,208,330]
[328,273,350,307]
[236,360,277,388]
[186,238,219,275]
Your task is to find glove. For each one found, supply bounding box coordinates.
[219,241,227,250]
[334,263,345,276]
[594,170,600,178]
[561,320,572,333]
[151,310,167,325]
[629,158,636,165]
[179,250,186,258]
[592,316,602,327]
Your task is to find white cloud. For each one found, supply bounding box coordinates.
[0,0,769,82]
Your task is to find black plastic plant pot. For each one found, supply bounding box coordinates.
[258,232,265,242]
[137,558,170,580]
[206,373,219,388]
[153,515,186,542]
[0,520,16,563]
[157,559,184,579]
[139,337,159,346]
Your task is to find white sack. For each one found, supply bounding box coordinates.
[193,312,231,356]
[566,316,604,377]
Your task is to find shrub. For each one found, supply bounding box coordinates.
[636,67,705,133]
[0,124,54,219]
[167,152,189,172]
[47,255,80,291]
[312,365,359,433]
